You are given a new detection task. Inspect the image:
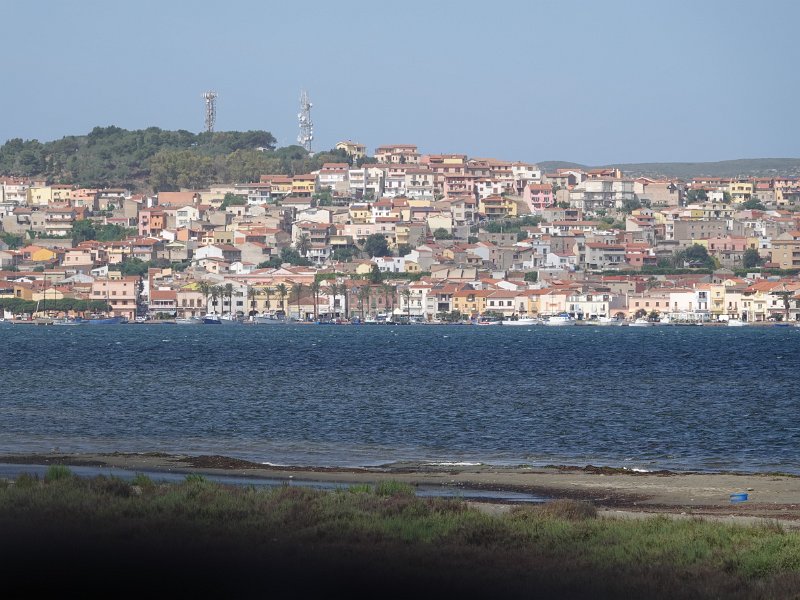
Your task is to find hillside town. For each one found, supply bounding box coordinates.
[2,141,800,325]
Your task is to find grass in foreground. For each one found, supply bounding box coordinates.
[1,468,798,599]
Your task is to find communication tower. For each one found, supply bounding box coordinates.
[297,90,313,152]
[202,91,217,133]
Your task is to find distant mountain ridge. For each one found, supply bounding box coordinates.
[537,158,800,179]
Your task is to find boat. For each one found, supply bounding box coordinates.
[253,314,289,325]
[52,317,84,326]
[202,313,222,325]
[543,313,575,326]
[629,318,653,327]
[85,316,128,325]
[502,316,540,326]
[726,319,747,327]
[175,317,202,325]
[595,316,623,326]
[475,315,502,326]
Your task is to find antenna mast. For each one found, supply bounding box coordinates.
[297,90,313,153]
[202,91,217,133]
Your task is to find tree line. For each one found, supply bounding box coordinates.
[0,126,368,192]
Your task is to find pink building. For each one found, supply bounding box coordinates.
[523,183,554,212]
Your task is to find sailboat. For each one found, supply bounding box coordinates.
[33,286,54,326]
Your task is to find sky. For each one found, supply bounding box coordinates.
[3,0,799,165]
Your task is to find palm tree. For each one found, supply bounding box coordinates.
[264,286,274,314]
[210,286,221,314]
[197,281,211,315]
[292,282,305,320]
[381,283,395,316]
[401,288,412,321]
[342,280,350,319]
[357,285,370,320]
[327,282,340,318]
[247,287,259,316]
[224,283,234,316]
[310,280,321,320]
[296,233,311,257]
[276,283,288,314]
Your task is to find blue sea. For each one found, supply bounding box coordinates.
[1,323,798,474]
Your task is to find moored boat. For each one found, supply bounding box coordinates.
[629,317,653,327]
[502,316,539,326]
[84,316,128,325]
[544,313,575,326]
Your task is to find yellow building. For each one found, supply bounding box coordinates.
[27,186,54,206]
[335,140,366,159]
[479,195,517,219]
[452,289,490,316]
[349,204,372,224]
[291,175,316,197]
[727,181,754,203]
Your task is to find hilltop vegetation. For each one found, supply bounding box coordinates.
[539,158,800,179]
[0,126,353,192]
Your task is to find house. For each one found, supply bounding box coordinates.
[770,231,800,269]
[90,277,139,320]
[375,144,419,164]
[479,195,517,220]
[523,184,554,212]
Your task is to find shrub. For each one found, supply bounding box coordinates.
[44,465,73,483]
[537,499,598,521]
[132,472,155,490]
[375,481,415,497]
[14,473,39,489]
[91,475,132,497]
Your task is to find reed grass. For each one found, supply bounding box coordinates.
[1,472,798,599]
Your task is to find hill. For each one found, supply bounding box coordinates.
[0,126,351,192]
[538,158,800,179]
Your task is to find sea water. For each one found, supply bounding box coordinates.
[1,324,798,473]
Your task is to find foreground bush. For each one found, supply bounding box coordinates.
[0,472,798,599]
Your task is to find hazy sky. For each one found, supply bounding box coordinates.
[4,0,798,164]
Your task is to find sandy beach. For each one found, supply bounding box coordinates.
[2,452,798,527]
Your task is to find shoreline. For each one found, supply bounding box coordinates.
[3,451,799,526]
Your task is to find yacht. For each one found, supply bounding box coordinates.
[726,319,747,327]
[544,313,575,326]
[502,316,540,326]
[629,318,653,327]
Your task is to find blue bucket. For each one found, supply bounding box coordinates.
[730,493,748,503]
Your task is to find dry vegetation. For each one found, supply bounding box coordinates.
[1,467,799,599]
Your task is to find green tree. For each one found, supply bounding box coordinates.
[401,288,412,321]
[357,286,370,320]
[210,286,222,314]
[220,193,247,210]
[368,264,382,284]
[280,247,312,266]
[363,233,390,257]
[432,228,453,240]
[742,248,763,269]
[292,282,305,320]
[673,244,716,269]
[296,233,311,257]
[332,246,356,262]
[621,198,643,213]
[197,281,211,314]
[247,287,259,316]
[71,219,97,243]
[524,272,538,283]
[381,283,395,315]
[276,283,288,314]
[223,283,234,315]
[396,243,412,257]
[309,280,321,320]
[741,198,767,211]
